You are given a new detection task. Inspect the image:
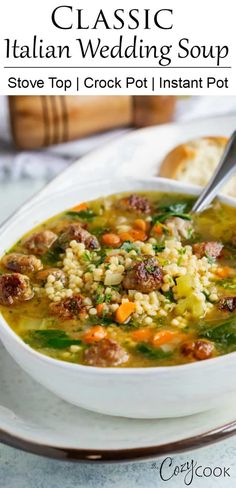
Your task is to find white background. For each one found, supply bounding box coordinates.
[0,0,235,95]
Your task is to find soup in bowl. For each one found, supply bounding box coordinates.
[1,178,236,418]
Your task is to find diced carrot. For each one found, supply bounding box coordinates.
[115,302,136,324]
[216,267,232,279]
[132,328,153,342]
[83,325,107,344]
[71,202,88,212]
[119,230,147,243]
[153,224,163,235]
[152,329,177,347]
[102,233,121,247]
[96,303,104,317]
[119,232,135,242]
[134,219,148,232]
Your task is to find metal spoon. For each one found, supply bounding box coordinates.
[192,131,236,213]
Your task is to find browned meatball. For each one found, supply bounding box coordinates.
[181,339,214,361]
[35,268,66,285]
[165,217,193,240]
[23,230,57,255]
[84,338,129,367]
[193,241,223,259]
[50,295,85,320]
[118,194,152,214]
[219,296,236,312]
[123,257,163,293]
[0,273,34,306]
[57,224,100,251]
[1,253,43,274]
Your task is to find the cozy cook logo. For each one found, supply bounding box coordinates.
[151,457,231,486]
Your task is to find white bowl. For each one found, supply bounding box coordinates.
[1,177,236,419]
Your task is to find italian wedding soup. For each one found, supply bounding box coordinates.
[1,191,236,368]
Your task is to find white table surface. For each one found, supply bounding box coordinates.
[0,180,236,488]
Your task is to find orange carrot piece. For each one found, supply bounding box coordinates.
[115,302,136,323]
[102,233,121,247]
[134,219,148,232]
[216,267,232,279]
[132,328,153,342]
[71,202,88,212]
[83,325,107,344]
[152,329,177,347]
[119,232,135,243]
[153,224,163,235]
[119,230,147,243]
[96,303,104,317]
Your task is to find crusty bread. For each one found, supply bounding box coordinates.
[159,136,236,197]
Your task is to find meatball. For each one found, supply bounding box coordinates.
[181,339,214,361]
[193,241,223,259]
[219,296,236,312]
[84,338,129,367]
[118,194,152,214]
[50,295,84,320]
[0,273,34,306]
[1,253,43,274]
[57,224,100,251]
[165,217,193,240]
[123,257,163,293]
[35,268,66,285]
[23,230,57,255]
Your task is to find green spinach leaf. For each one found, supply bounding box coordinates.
[66,209,95,221]
[27,329,82,350]
[136,343,172,359]
[200,318,236,345]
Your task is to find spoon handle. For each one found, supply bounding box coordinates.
[192,131,236,213]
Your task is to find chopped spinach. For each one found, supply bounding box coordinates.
[66,209,96,221]
[200,318,236,345]
[94,285,112,305]
[27,329,82,350]
[42,245,63,265]
[206,253,215,265]
[152,243,165,253]
[162,289,175,302]
[93,227,111,237]
[88,315,115,327]
[95,285,105,305]
[217,278,236,290]
[136,343,172,360]
[95,250,107,266]
[104,291,112,303]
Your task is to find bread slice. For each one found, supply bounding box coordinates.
[159,136,236,197]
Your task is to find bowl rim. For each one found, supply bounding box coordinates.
[1,176,236,375]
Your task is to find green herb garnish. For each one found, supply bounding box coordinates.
[153,201,192,224]
[120,241,141,254]
[82,251,92,262]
